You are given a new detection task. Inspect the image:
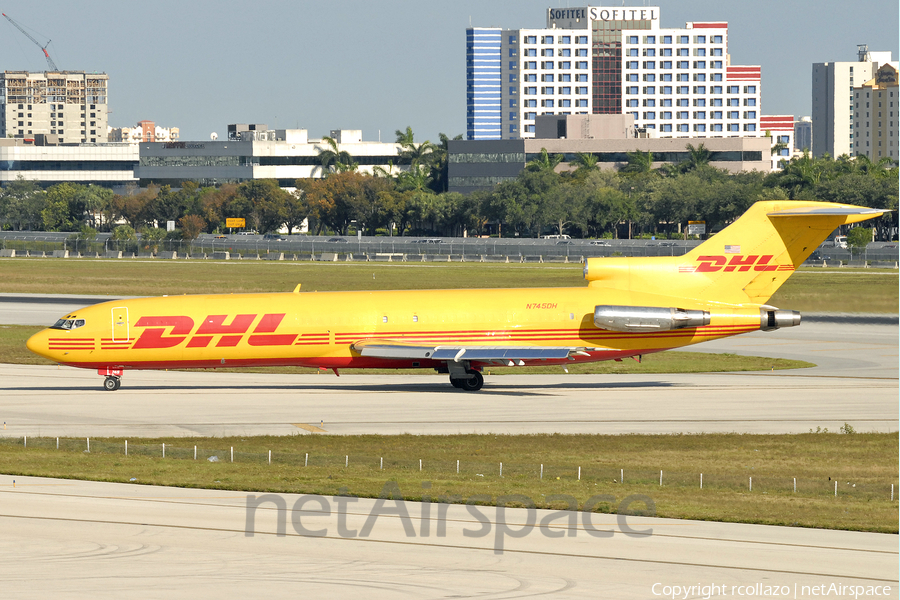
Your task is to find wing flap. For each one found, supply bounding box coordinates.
[351,339,590,362]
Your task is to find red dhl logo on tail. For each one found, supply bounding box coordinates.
[131,313,299,350]
[678,255,794,274]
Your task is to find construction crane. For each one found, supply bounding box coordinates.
[2,12,59,71]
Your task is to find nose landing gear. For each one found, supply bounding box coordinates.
[98,368,124,391]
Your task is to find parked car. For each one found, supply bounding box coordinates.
[589,240,611,246]
[326,237,349,243]
[556,240,575,246]
[263,233,286,241]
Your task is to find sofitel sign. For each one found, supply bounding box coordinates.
[589,7,658,21]
[548,6,660,28]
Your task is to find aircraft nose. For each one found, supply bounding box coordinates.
[26,329,51,359]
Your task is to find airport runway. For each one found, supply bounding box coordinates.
[0,475,895,600]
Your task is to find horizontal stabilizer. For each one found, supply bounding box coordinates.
[768,207,890,217]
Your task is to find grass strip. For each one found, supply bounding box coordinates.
[0,259,896,313]
[1,432,895,533]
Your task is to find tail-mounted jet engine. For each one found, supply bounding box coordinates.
[593,305,710,333]
[759,308,801,331]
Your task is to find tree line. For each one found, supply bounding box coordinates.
[0,130,896,241]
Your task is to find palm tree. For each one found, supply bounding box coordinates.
[395,126,415,146]
[316,136,357,176]
[778,150,826,194]
[372,160,396,179]
[400,140,436,170]
[571,152,598,177]
[683,143,711,172]
[620,150,653,174]
[770,140,789,169]
[397,164,432,193]
[853,154,897,179]
[428,132,463,193]
[525,148,564,172]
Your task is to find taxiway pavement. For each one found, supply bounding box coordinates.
[0,475,895,600]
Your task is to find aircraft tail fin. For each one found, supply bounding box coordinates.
[584,201,889,306]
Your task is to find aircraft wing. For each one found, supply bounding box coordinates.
[350,339,594,364]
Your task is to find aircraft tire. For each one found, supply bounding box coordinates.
[460,370,484,391]
[104,376,120,391]
[449,378,463,388]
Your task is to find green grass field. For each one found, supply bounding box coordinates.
[0,259,896,313]
[2,432,896,533]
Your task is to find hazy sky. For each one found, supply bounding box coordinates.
[1,1,896,143]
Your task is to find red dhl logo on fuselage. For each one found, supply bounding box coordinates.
[679,255,794,273]
[130,313,301,350]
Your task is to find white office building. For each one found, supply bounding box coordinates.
[811,45,893,158]
[467,7,762,141]
[136,126,406,187]
[0,138,138,185]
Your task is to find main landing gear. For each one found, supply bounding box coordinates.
[450,369,484,391]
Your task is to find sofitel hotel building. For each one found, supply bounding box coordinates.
[467,6,763,141]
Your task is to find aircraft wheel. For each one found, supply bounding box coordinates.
[460,370,484,391]
[103,376,121,391]
[449,378,463,388]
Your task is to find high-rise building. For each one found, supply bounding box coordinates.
[794,116,812,152]
[466,7,761,141]
[811,45,892,158]
[0,71,109,144]
[466,28,502,139]
[852,63,898,162]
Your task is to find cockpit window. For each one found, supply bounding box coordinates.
[50,318,86,330]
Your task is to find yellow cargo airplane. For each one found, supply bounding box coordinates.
[26,200,887,391]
